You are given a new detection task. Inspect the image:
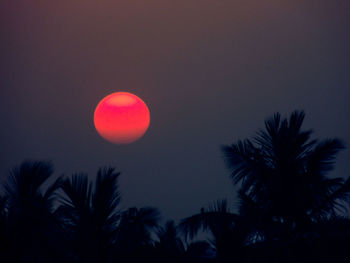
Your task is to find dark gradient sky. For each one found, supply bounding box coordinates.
[1,0,350,220]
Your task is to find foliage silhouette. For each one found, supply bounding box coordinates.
[180,199,249,262]
[115,206,160,259]
[3,161,65,263]
[155,220,213,263]
[1,111,350,263]
[155,220,185,259]
[57,168,121,263]
[222,111,350,239]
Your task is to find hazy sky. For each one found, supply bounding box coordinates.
[1,0,350,220]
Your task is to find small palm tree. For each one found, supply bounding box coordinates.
[115,206,160,262]
[4,161,63,262]
[57,167,121,263]
[116,206,160,247]
[222,111,350,240]
[155,220,185,261]
[180,200,247,262]
[156,220,213,263]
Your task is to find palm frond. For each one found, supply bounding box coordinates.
[4,161,54,204]
[60,174,92,212]
[323,177,350,215]
[117,206,160,248]
[156,220,185,254]
[222,140,260,185]
[93,167,121,227]
[180,199,238,240]
[306,139,345,177]
[44,177,63,212]
[136,207,161,228]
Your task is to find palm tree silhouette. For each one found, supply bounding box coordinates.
[156,220,213,263]
[3,161,63,263]
[155,220,185,262]
[180,200,248,262]
[57,167,121,263]
[222,111,350,241]
[180,111,350,262]
[1,110,349,263]
[115,206,160,262]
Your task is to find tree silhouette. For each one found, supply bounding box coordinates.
[1,111,350,263]
[115,206,160,261]
[3,161,64,263]
[57,167,121,263]
[155,220,185,260]
[222,111,350,237]
[155,220,213,263]
[180,200,247,262]
[220,111,350,262]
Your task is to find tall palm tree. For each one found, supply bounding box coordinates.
[57,167,121,263]
[222,111,350,240]
[3,161,63,263]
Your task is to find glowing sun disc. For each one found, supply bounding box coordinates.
[94,92,150,144]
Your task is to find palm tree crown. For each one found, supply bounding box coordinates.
[57,167,121,262]
[3,161,63,262]
[222,111,350,235]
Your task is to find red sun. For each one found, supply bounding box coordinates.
[94,92,150,144]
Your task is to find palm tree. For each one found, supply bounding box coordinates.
[222,111,350,240]
[155,220,213,263]
[3,161,64,263]
[180,200,248,262]
[155,220,185,261]
[115,206,160,262]
[57,167,121,263]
